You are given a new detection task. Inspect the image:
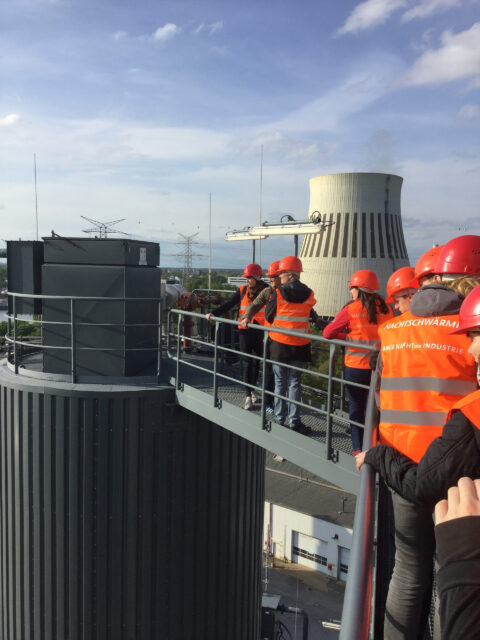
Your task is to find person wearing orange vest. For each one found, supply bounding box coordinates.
[357,236,480,640]
[323,269,393,455]
[356,284,480,638]
[265,256,316,433]
[357,283,480,503]
[206,263,268,410]
[385,266,419,314]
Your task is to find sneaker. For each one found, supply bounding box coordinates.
[265,405,274,417]
[273,454,285,462]
[251,391,258,404]
[244,396,253,411]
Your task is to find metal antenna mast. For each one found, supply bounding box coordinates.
[81,216,128,238]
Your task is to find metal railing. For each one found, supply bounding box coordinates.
[4,291,163,382]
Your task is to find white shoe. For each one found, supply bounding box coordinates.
[273,454,285,462]
[244,396,253,410]
[251,391,258,404]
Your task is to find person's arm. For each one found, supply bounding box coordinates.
[434,478,480,639]
[245,287,270,321]
[206,288,241,319]
[265,290,277,324]
[358,411,478,508]
[322,306,350,340]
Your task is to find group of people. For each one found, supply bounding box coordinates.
[206,255,321,433]
[206,233,480,638]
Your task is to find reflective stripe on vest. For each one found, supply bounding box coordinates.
[269,289,316,346]
[344,300,393,369]
[380,377,477,395]
[238,286,265,329]
[378,310,477,462]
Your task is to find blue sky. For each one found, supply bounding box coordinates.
[1,0,479,269]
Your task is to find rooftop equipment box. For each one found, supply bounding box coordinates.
[7,240,44,315]
[43,237,159,267]
[42,263,161,378]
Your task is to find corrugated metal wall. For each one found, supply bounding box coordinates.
[0,376,264,639]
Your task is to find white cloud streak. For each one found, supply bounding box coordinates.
[153,23,180,43]
[403,22,480,85]
[337,0,406,35]
[0,114,20,127]
[402,0,462,22]
[458,104,480,120]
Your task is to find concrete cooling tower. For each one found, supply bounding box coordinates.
[299,172,410,317]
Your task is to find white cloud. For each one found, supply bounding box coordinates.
[464,76,480,92]
[402,0,462,22]
[458,104,480,120]
[113,31,127,41]
[153,23,180,43]
[0,114,20,127]
[208,21,223,35]
[337,0,406,35]
[403,22,480,85]
[193,23,205,35]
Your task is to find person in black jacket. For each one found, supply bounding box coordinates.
[355,284,480,511]
[434,476,480,639]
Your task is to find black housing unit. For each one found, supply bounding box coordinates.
[43,237,159,266]
[6,240,44,315]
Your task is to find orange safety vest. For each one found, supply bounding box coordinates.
[269,289,316,346]
[237,285,265,329]
[378,311,477,462]
[446,389,480,429]
[344,300,394,369]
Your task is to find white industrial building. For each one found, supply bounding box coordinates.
[299,172,410,317]
[264,453,355,582]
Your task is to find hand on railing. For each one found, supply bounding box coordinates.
[355,450,368,472]
[239,318,248,329]
[205,313,213,321]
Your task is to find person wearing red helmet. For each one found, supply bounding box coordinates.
[323,269,393,455]
[206,263,268,410]
[237,260,282,415]
[385,266,419,314]
[357,285,480,637]
[357,242,479,639]
[264,256,316,433]
[412,245,444,287]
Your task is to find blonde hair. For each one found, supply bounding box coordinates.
[446,275,480,298]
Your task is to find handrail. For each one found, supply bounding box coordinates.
[339,374,378,640]
[167,308,376,455]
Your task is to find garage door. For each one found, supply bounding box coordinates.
[292,531,328,571]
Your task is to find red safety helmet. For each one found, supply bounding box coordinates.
[434,235,480,276]
[278,256,303,273]
[266,261,281,277]
[414,245,444,282]
[348,270,379,292]
[386,266,418,302]
[450,284,480,334]
[242,263,263,278]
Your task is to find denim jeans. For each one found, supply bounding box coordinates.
[272,361,302,426]
[343,366,371,451]
[384,491,437,640]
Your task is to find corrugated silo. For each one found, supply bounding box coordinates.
[299,173,410,317]
[0,239,264,639]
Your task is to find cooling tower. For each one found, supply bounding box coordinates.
[299,172,410,317]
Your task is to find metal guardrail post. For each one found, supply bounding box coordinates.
[339,374,378,640]
[176,315,182,390]
[213,321,221,408]
[325,342,336,460]
[157,301,162,380]
[260,330,269,430]
[70,298,76,383]
[13,295,18,374]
